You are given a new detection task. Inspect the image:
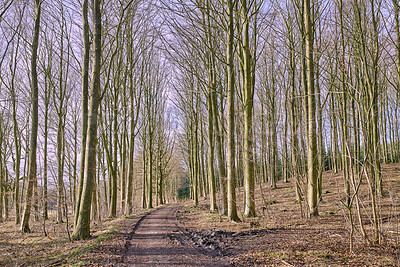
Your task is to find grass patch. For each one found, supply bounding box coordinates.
[322,211,336,215]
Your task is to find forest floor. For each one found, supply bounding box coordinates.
[0,208,150,266]
[178,163,400,266]
[1,163,400,266]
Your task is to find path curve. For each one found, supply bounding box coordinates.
[122,205,230,266]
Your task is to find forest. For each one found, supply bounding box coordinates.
[0,0,400,265]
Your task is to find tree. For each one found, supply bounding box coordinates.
[20,0,42,233]
[125,5,142,215]
[226,0,240,222]
[203,0,217,212]
[396,0,400,92]
[303,0,318,217]
[240,0,256,218]
[73,0,101,239]
[74,0,90,227]
[6,5,25,224]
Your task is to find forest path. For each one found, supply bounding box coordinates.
[122,205,230,266]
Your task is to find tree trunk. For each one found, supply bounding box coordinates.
[396,0,400,92]
[43,79,50,220]
[12,70,21,225]
[73,0,101,239]
[125,57,137,214]
[147,132,153,209]
[288,17,303,212]
[109,92,118,218]
[241,1,256,217]
[338,0,350,207]
[204,3,217,211]
[20,0,41,233]
[57,16,65,223]
[0,129,3,222]
[75,0,90,226]
[213,91,227,214]
[120,101,127,213]
[142,137,147,209]
[207,89,217,212]
[304,0,318,217]
[56,115,65,223]
[226,0,240,222]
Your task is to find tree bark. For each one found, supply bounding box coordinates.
[240,0,256,218]
[75,0,90,226]
[304,0,318,217]
[20,0,41,233]
[207,89,217,212]
[226,0,240,222]
[73,0,101,239]
[396,0,400,92]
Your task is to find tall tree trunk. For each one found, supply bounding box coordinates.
[0,126,3,222]
[315,42,324,201]
[142,136,147,209]
[330,94,340,173]
[56,115,65,223]
[207,89,217,212]
[110,92,118,217]
[73,0,101,239]
[304,0,318,217]
[199,118,205,197]
[394,0,400,163]
[120,102,127,213]
[4,169,8,220]
[12,69,21,225]
[283,97,289,184]
[193,114,199,206]
[20,0,41,233]
[204,1,217,211]
[72,112,78,211]
[147,131,153,209]
[57,15,65,223]
[226,0,240,222]
[288,20,303,213]
[213,91,227,214]
[43,80,50,220]
[125,128,135,215]
[75,0,90,226]
[396,0,400,92]
[338,0,350,207]
[125,49,138,214]
[241,0,255,217]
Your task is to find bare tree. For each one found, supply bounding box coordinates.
[73,0,102,239]
[20,0,42,233]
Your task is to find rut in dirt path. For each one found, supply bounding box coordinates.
[122,205,230,266]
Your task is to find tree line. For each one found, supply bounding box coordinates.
[0,0,399,246]
[0,0,180,239]
[167,0,400,247]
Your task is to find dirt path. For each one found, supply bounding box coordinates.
[122,205,230,266]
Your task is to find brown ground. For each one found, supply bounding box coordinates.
[122,205,229,266]
[1,163,400,266]
[178,163,400,266]
[0,210,149,266]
